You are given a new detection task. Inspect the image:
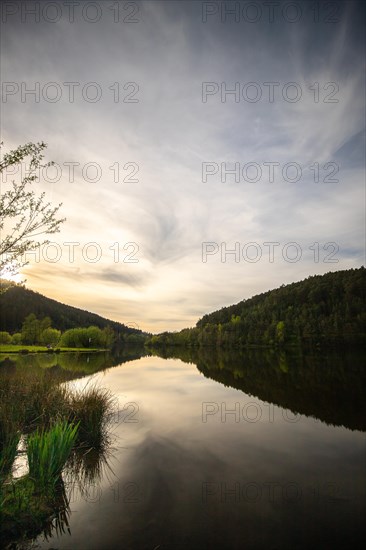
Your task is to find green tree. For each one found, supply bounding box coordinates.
[231,314,241,324]
[85,326,104,348]
[21,314,52,344]
[0,142,65,279]
[59,328,83,348]
[0,331,11,344]
[39,316,52,333]
[59,326,106,348]
[11,333,22,344]
[40,327,61,346]
[21,313,40,344]
[276,321,286,345]
[102,326,115,348]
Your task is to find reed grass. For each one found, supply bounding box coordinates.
[0,432,20,482]
[0,371,115,444]
[64,381,115,449]
[0,368,115,544]
[27,420,79,493]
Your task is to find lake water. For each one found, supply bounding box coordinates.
[3,348,366,549]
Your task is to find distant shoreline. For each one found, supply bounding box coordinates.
[0,345,108,354]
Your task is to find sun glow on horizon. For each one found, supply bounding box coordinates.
[1,272,24,285]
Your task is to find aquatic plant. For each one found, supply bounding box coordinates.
[27,420,79,493]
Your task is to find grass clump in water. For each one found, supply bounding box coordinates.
[0,369,116,545]
[68,383,115,449]
[27,420,79,493]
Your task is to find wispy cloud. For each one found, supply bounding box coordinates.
[1,0,364,331]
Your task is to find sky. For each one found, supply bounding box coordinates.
[0,0,365,333]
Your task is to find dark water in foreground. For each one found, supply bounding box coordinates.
[3,348,366,549]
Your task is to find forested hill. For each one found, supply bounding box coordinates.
[0,281,141,335]
[147,268,366,348]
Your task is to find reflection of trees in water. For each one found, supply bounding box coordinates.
[0,346,148,381]
[153,346,366,432]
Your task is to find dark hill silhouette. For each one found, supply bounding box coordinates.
[0,280,142,336]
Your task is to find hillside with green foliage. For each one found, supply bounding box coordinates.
[0,281,143,339]
[147,268,366,348]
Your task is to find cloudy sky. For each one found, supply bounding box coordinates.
[1,0,365,332]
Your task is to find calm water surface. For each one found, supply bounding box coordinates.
[22,350,365,549]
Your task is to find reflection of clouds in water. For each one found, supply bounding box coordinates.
[11,435,28,479]
[32,354,366,549]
